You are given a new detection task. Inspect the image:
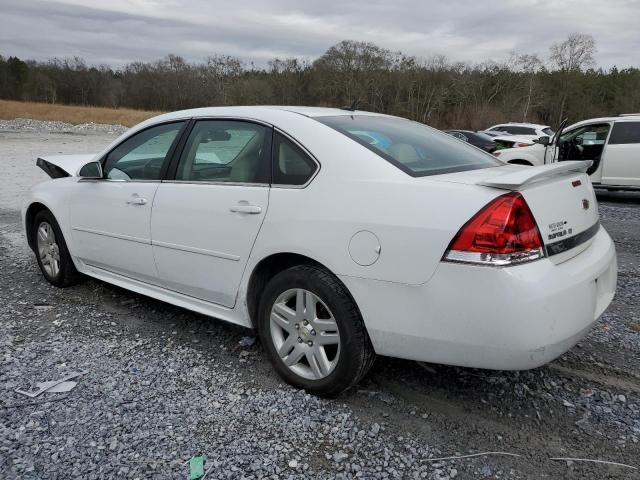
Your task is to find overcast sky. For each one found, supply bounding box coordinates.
[1,0,638,69]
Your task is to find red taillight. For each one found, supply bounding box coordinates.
[515,142,531,148]
[444,192,545,266]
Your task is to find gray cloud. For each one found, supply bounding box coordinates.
[0,0,638,68]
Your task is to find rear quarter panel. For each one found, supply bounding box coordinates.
[247,113,503,285]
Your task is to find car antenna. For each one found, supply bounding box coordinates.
[340,97,360,111]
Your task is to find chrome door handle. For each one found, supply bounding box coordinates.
[229,205,262,214]
[126,197,147,206]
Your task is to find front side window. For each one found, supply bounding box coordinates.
[104,122,184,180]
[608,122,640,144]
[558,123,611,162]
[273,132,318,185]
[542,127,555,137]
[316,115,501,177]
[175,120,270,183]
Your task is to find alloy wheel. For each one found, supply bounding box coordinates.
[36,221,61,278]
[269,288,340,380]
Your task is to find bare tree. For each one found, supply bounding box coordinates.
[511,52,543,121]
[549,33,596,72]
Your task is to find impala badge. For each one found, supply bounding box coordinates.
[582,199,590,210]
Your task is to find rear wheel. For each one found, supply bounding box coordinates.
[33,210,82,287]
[258,264,375,396]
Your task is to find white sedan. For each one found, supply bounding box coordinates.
[24,106,617,396]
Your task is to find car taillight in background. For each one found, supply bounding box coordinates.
[443,192,544,266]
[514,142,532,148]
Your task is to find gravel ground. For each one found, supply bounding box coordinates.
[1,121,639,479]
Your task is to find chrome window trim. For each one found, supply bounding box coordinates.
[161,180,269,188]
[77,178,161,184]
[271,127,321,189]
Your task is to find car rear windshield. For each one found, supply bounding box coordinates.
[316,115,502,177]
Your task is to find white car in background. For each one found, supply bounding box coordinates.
[25,106,616,395]
[486,122,555,141]
[478,130,536,149]
[494,115,640,189]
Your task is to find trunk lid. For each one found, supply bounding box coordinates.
[37,154,97,178]
[431,162,600,261]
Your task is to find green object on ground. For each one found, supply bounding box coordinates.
[189,456,205,480]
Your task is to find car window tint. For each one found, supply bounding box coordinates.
[104,122,184,180]
[447,131,468,142]
[609,122,640,144]
[176,120,270,183]
[316,115,501,177]
[273,133,318,186]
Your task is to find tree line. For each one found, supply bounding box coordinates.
[1,33,639,130]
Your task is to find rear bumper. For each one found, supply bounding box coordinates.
[340,227,617,370]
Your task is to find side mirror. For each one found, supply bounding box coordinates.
[78,161,103,179]
[536,136,550,146]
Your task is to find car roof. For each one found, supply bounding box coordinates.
[147,105,386,122]
[565,115,640,130]
[492,122,550,129]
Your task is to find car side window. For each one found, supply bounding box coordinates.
[103,122,184,181]
[175,120,270,184]
[448,132,468,142]
[273,132,318,186]
[609,122,640,144]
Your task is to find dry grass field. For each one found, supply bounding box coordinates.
[0,100,161,127]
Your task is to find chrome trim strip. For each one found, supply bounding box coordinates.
[545,222,600,257]
[71,226,149,245]
[77,177,160,183]
[151,240,241,261]
[161,180,269,188]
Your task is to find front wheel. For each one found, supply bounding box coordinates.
[258,264,375,396]
[33,210,82,287]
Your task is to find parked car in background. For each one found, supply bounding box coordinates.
[444,130,497,153]
[25,106,617,396]
[494,115,640,189]
[478,131,536,149]
[486,122,554,141]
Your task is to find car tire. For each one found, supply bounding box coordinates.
[33,210,82,287]
[257,264,375,396]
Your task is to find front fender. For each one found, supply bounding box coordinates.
[24,178,76,253]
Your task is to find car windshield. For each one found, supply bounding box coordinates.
[316,115,502,176]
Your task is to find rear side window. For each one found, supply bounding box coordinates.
[507,126,536,135]
[175,120,270,184]
[316,115,501,177]
[273,133,318,186]
[609,122,640,144]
